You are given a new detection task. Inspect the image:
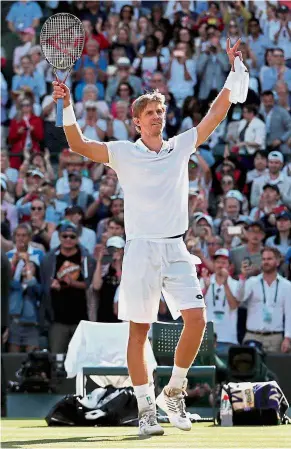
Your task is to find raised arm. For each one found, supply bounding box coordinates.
[52,82,109,163]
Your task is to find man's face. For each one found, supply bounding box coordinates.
[268,159,282,175]
[254,154,267,171]
[262,94,274,111]
[263,187,279,203]
[225,198,240,218]
[118,66,130,81]
[150,74,166,91]
[249,21,259,35]
[262,251,279,274]
[84,68,96,83]
[273,49,285,66]
[21,57,32,73]
[86,107,98,120]
[207,237,221,257]
[111,199,124,216]
[67,161,83,173]
[276,217,291,233]
[66,212,82,226]
[107,221,124,237]
[31,174,43,189]
[86,41,99,57]
[214,257,229,274]
[246,226,265,245]
[15,229,30,251]
[69,177,81,192]
[59,231,78,250]
[134,102,165,138]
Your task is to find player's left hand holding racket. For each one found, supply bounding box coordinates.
[40,13,85,127]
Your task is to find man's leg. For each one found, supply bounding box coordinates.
[127,321,164,436]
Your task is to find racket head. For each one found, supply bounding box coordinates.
[40,13,85,70]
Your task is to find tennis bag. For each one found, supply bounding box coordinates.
[219,381,290,426]
[45,386,138,426]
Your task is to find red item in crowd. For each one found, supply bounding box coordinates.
[8,115,44,169]
[83,33,109,52]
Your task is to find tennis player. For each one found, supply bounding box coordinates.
[52,39,248,436]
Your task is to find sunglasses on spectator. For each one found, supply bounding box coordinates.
[31,206,44,211]
[21,102,31,107]
[61,234,77,240]
[222,180,233,185]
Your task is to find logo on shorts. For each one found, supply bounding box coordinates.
[196,294,203,300]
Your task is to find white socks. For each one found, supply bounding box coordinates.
[168,365,188,390]
[134,382,156,414]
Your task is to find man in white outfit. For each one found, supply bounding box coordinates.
[52,39,248,436]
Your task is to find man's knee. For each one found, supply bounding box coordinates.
[129,321,150,345]
[181,308,207,331]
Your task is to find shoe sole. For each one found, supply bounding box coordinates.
[156,391,192,431]
[139,427,165,436]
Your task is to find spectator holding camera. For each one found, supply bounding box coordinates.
[200,249,239,352]
[40,222,95,353]
[265,211,291,257]
[93,236,125,322]
[237,247,291,353]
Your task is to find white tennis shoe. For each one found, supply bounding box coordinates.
[138,409,165,436]
[156,380,192,431]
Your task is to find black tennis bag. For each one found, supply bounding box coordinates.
[45,386,138,427]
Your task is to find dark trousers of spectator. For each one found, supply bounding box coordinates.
[237,307,247,344]
[44,122,68,160]
[49,322,78,353]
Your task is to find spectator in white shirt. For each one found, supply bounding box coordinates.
[269,5,291,63]
[56,155,94,196]
[78,101,107,142]
[237,247,291,353]
[235,104,266,157]
[200,249,239,353]
[265,210,291,257]
[251,151,291,209]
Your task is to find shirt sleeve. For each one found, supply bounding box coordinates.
[173,127,198,158]
[105,140,128,172]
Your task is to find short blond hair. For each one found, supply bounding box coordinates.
[132,90,166,133]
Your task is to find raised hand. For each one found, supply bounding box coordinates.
[52,82,71,108]
[226,38,242,70]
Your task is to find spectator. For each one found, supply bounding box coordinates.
[6,0,42,32]
[93,236,125,322]
[230,221,266,278]
[200,249,239,352]
[111,81,134,116]
[15,169,46,220]
[247,18,272,69]
[56,154,94,196]
[265,211,291,257]
[8,258,42,353]
[269,5,291,64]
[220,1,251,36]
[250,184,283,234]
[111,26,136,63]
[275,81,291,112]
[260,48,291,92]
[40,181,67,225]
[237,247,291,353]
[58,171,94,211]
[1,177,18,234]
[259,90,291,155]
[106,101,135,141]
[80,1,106,25]
[13,28,36,74]
[1,72,8,146]
[251,151,291,209]
[50,206,96,255]
[105,57,142,103]
[106,217,125,239]
[75,84,109,120]
[150,4,172,45]
[6,223,44,267]
[40,222,95,353]
[28,45,47,76]
[29,198,55,252]
[96,197,124,242]
[74,39,107,81]
[82,19,109,52]
[8,97,44,169]
[1,150,19,194]
[75,67,105,102]
[215,192,249,229]
[78,101,107,142]
[133,35,166,88]
[188,154,212,198]
[246,150,268,185]
[235,104,266,163]
[219,218,242,250]
[12,55,46,103]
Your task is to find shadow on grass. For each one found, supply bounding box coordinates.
[2,434,152,448]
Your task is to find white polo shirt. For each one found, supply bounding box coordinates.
[200,275,239,344]
[237,274,291,337]
[106,128,197,240]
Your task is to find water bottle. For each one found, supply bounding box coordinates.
[220,394,233,427]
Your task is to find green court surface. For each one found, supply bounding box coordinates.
[1,420,291,449]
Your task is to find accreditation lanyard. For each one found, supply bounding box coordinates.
[260,278,279,305]
[212,284,226,308]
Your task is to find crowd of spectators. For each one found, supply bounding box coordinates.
[1,1,291,356]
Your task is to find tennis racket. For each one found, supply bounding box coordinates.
[40,13,85,127]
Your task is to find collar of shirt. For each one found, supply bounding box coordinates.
[135,138,171,155]
[265,172,285,185]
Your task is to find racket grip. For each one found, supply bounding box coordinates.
[56,98,64,127]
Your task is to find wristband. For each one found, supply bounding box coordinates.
[63,103,76,126]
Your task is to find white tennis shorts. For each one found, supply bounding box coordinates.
[118,237,205,323]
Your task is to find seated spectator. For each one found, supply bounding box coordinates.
[247,18,272,69]
[230,221,266,278]
[50,206,96,255]
[191,234,223,276]
[29,198,55,252]
[106,101,136,141]
[79,1,106,28]
[18,150,55,183]
[269,5,291,64]
[1,150,19,195]
[28,45,47,76]
[265,211,291,257]
[133,35,166,89]
[74,39,107,82]
[13,28,36,74]
[111,82,134,117]
[6,223,44,267]
[78,101,107,141]
[8,97,44,169]
[251,151,291,209]
[96,197,124,242]
[12,55,46,103]
[215,193,249,230]
[200,249,239,353]
[153,28,171,66]
[111,26,136,63]
[188,214,214,258]
[259,90,291,156]
[9,88,41,120]
[40,222,95,353]
[56,154,94,196]
[105,56,142,103]
[82,19,109,52]
[6,0,43,32]
[250,184,284,236]
[167,42,197,108]
[93,236,125,322]
[8,259,42,353]
[1,177,18,234]
[75,67,105,102]
[237,247,291,353]
[215,178,249,218]
[58,171,94,210]
[106,217,125,240]
[260,48,291,92]
[75,84,109,120]
[246,150,268,185]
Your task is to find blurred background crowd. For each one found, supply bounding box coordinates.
[1,0,291,357]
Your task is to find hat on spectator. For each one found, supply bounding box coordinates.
[189,155,199,164]
[278,5,289,13]
[57,220,78,235]
[276,210,291,220]
[225,190,244,203]
[106,236,125,249]
[247,221,265,233]
[195,213,213,228]
[117,57,131,67]
[85,100,98,109]
[21,27,35,36]
[263,183,280,194]
[268,151,284,163]
[28,169,44,178]
[68,171,82,181]
[213,248,229,259]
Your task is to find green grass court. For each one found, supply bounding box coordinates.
[2,420,291,448]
